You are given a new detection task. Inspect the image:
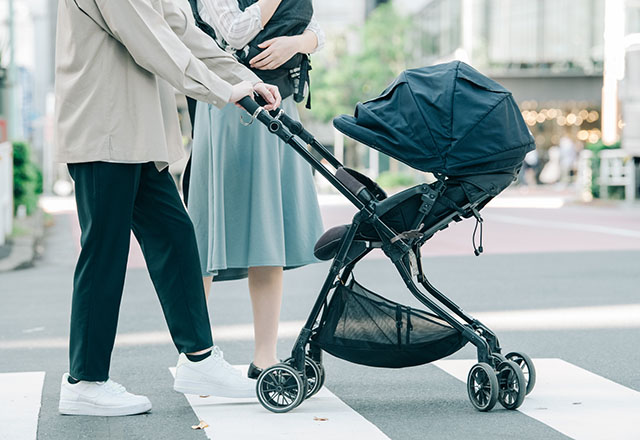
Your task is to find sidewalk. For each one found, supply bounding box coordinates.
[0,210,45,272]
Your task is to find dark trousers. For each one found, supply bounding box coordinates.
[67,162,213,381]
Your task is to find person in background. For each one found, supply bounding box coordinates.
[187,0,325,379]
[55,0,280,417]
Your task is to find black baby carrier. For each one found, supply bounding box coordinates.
[187,0,314,104]
[183,0,314,205]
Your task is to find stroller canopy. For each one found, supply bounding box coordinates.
[333,61,535,176]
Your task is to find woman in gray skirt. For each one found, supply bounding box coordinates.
[187,0,325,377]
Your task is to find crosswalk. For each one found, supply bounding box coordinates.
[435,358,640,440]
[0,372,45,440]
[168,366,390,440]
[1,360,638,440]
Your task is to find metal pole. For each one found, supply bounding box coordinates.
[8,0,21,141]
[602,0,625,145]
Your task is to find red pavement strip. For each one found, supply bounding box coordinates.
[56,198,640,268]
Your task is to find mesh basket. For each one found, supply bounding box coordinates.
[313,279,467,368]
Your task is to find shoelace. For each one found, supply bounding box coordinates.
[211,347,242,377]
[101,380,126,394]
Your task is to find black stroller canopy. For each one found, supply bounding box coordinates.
[333,61,535,176]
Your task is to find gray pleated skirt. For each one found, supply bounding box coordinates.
[188,97,324,281]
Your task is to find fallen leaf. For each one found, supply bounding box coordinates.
[191,420,209,430]
[313,417,329,422]
[199,395,210,398]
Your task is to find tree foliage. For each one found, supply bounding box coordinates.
[13,141,42,215]
[310,4,414,122]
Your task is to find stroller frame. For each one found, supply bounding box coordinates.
[238,97,534,413]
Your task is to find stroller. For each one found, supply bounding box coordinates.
[238,61,537,413]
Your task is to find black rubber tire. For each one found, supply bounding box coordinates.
[496,360,526,410]
[256,363,305,413]
[304,358,324,398]
[491,353,508,369]
[505,351,536,395]
[283,357,323,398]
[467,362,499,412]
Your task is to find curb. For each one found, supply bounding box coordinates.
[0,210,45,272]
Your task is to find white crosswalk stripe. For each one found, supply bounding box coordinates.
[2,360,639,439]
[0,372,45,440]
[169,366,390,440]
[434,358,640,440]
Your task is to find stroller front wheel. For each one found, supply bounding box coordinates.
[256,363,305,413]
[283,356,325,398]
[467,363,499,411]
[496,360,526,410]
[505,351,536,395]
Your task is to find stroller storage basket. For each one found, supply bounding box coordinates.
[314,279,467,368]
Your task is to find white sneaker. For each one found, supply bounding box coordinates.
[59,373,152,416]
[173,347,256,398]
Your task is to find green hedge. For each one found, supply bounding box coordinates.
[376,171,417,189]
[13,141,42,215]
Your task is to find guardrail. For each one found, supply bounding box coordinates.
[599,149,637,202]
[0,142,12,246]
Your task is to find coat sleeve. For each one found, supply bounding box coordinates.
[89,0,237,107]
[162,0,260,86]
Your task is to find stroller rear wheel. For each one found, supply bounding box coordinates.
[496,360,526,410]
[283,356,324,398]
[467,363,499,411]
[256,364,305,413]
[505,351,536,395]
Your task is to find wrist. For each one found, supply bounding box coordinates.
[298,31,317,54]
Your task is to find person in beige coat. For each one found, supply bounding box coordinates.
[55,0,280,417]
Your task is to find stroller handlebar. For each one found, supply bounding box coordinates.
[238,95,262,116]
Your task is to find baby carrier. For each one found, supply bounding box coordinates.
[187,0,313,105]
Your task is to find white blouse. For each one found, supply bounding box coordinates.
[197,0,325,53]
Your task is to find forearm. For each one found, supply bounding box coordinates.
[293,29,318,55]
[166,0,260,85]
[256,0,282,27]
[94,0,235,106]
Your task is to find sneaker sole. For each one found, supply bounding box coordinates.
[173,379,256,399]
[59,400,152,417]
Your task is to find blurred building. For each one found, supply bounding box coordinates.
[0,0,58,191]
[402,0,606,151]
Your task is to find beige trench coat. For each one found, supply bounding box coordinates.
[55,0,260,170]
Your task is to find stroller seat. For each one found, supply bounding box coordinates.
[314,171,516,261]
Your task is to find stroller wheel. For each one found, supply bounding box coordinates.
[283,356,324,398]
[491,353,507,369]
[496,360,526,410]
[256,363,305,413]
[505,351,536,395]
[315,362,326,396]
[467,363,499,412]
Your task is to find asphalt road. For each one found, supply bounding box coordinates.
[1,191,639,440]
